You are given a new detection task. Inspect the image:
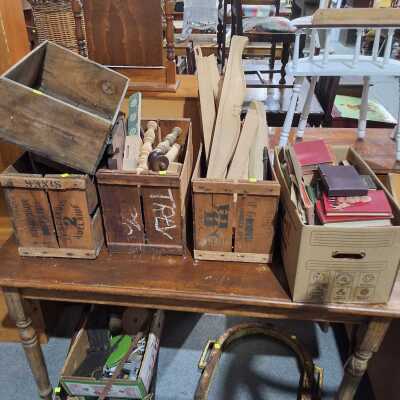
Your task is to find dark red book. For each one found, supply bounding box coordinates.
[292,140,334,171]
[319,164,368,197]
[322,190,393,217]
[316,200,392,226]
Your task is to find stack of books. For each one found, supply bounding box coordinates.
[281,139,393,227]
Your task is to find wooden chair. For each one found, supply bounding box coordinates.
[218,0,295,87]
[278,8,400,161]
[28,0,87,56]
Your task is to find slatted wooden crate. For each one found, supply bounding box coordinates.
[0,153,104,259]
[0,40,128,175]
[96,119,193,255]
[192,150,280,263]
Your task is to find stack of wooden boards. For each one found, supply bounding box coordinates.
[279,139,394,228]
[196,35,271,180]
[192,35,280,264]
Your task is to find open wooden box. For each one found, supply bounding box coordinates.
[0,41,128,174]
[96,119,193,255]
[192,149,281,263]
[0,153,103,259]
[60,310,164,399]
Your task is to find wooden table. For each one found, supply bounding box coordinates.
[0,235,399,400]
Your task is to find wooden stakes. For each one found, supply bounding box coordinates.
[207,36,248,179]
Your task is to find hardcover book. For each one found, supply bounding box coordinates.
[318,164,368,197]
[316,200,392,227]
[292,140,334,173]
[322,190,393,217]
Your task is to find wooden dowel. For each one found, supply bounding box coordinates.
[323,29,331,66]
[293,32,301,69]
[352,28,362,68]
[383,28,395,66]
[309,29,316,60]
[372,28,381,62]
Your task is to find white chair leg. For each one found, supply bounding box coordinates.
[297,76,318,138]
[279,76,304,147]
[395,77,400,161]
[358,76,370,139]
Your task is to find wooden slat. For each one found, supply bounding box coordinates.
[194,193,234,252]
[48,189,93,249]
[194,250,271,263]
[98,185,145,245]
[18,246,101,259]
[312,8,400,27]
[142,187,182,245]
[41,42,128,121]
[0,174,87,190]
[193,179,281,196]
[0,78,111,175]
[82,0,164,66]
[234,195,277,254]
[4,188,58,248]
[96,170,180,187]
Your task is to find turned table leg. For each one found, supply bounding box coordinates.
[3,288,52,400]
[279,76,304,147]
[337,317,391,400]
[357,76,370,139]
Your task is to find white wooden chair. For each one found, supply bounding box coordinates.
[278,8,400,160]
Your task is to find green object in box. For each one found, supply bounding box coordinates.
[106,335,133,368]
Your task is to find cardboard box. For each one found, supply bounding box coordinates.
[274,145,400,304]
[60,310,164,399]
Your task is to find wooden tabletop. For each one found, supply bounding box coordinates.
[0,238,399,321]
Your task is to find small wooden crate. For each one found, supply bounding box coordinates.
[96,119,193,255]
[0,153,104,259]
[0,41,128,174]
[192,151,280,263]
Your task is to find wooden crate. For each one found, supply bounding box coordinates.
[192,150,280,263]
[0,153,104,258]
[0,40,128,175]
[96,119,193,255]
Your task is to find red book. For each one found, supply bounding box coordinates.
[293,140,334,169]
[316,200,391,225]
[322,190,393,217]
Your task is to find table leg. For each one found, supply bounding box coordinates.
[297,76,318,139]
[337,317,391,400]
[357,76,370,139]
[3,288,52,400]
[279,76,304,147]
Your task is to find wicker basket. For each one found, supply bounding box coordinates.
[30,0,88,56]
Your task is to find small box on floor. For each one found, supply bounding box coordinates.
[60,308,164,399]
[274,145,400,304]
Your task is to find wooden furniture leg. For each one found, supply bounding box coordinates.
[358,76,370,139]
[279,40,290,85]
[395,77,400,161]
[3,288,52,400]
[337,318,391,400]
[279,76,304,147]
[297,76,318,138]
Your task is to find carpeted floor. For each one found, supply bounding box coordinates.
[0,309,375,400]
